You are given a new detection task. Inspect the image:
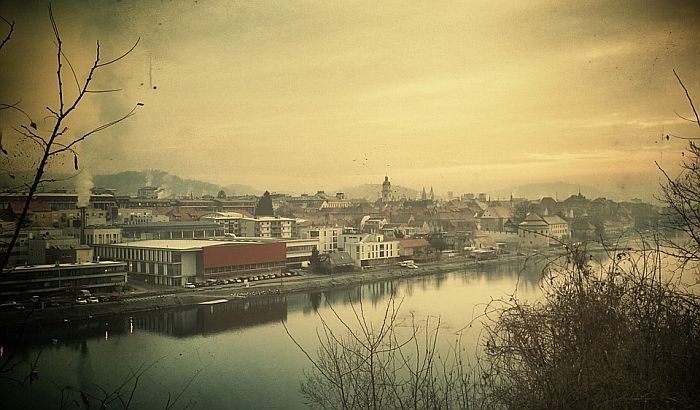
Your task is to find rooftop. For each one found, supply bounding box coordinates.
[105,239,253,250]
[11,260,126,271]
[118,221,221,229]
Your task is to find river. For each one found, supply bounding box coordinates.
[0,257,547,409]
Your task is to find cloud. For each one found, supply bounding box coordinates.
[1,0,698,197]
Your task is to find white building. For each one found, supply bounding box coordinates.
[338,233,399,267]
[83,226,123,245]
[239,216,295,238]
[542,215,570,241]
[298,226,341,253]
[200,212,245,235]
[116,208,169,224]
[319,200,353,209]
[518,213,570,248]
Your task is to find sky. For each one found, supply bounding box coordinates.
[1,0,699,199]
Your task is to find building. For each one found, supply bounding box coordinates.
[27,234,93,264]
[0,261,127,299]
[479,206,513,232]
[137,186,160,199]
[119,221,225,241]
[361,217,387,233]
[94,239,287,286]
[316,252,355,274]
[518,213,562,248]
[83,226,123,245]
[115,208,169,224]
[397,238,430,260]
[56,208,108,228]
[381,176,391,202]
[0,192,117,211]
[298,226,341,253]
[200,212,244,235]
[319,200,354,209]
[238,217,295,238]
[283,238,319,269]
[542,215,570,241]
[338,233,399,267]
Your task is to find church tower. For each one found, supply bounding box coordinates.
[382,176,391,202]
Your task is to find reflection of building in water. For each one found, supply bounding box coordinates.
[133,296,287,337]
[283,280,399,315]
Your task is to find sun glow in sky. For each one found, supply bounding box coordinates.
[1,0,698,198]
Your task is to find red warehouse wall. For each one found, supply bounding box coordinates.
[202,242,286,268]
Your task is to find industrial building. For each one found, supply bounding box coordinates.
[0,261,127,299]
[94,239,287,286]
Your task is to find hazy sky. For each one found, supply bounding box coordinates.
[1,0,699,198]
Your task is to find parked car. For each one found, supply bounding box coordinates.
[98,296,110,302]
[75,298,88,305]
[87,296,99,304]
[184,283,196,289]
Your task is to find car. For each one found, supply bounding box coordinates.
[109,295,123,301]
[407,264,418,269]
[87,296,100,304]
[184,283,196,289]
[75,298,88,305]
[98,296,110,302]
[236,278,242,283]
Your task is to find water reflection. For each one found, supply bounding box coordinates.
[133,295,288,338]
[1,258,547,349]
[0,258,556,410]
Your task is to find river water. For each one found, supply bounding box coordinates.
[0,258,547,409]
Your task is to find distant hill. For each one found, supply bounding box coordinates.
[93,170,259,197]
[491,181,643,202]
[339,184,420,201]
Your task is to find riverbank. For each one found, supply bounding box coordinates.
[0,252,554,328]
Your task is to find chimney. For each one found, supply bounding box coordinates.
[80,207,86,245]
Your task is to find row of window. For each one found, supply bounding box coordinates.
[1,275,125,293]
[204,261,285,274]
[1,266,126,282]
[97,246,182,263]
[121,229,224,239]
[130,262,182,276]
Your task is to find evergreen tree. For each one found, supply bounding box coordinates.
[254,191,274,217]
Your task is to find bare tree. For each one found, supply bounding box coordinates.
[0,5,142,272]
[283,295,479,409]
[656,70,700,271]
[476,73,700,408]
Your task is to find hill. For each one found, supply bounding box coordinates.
[491,181,643,202]
[93,170,259,197]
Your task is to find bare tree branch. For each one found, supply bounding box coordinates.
[96,37,140,67]
[0,15,14,52]
[674,69,700,130]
